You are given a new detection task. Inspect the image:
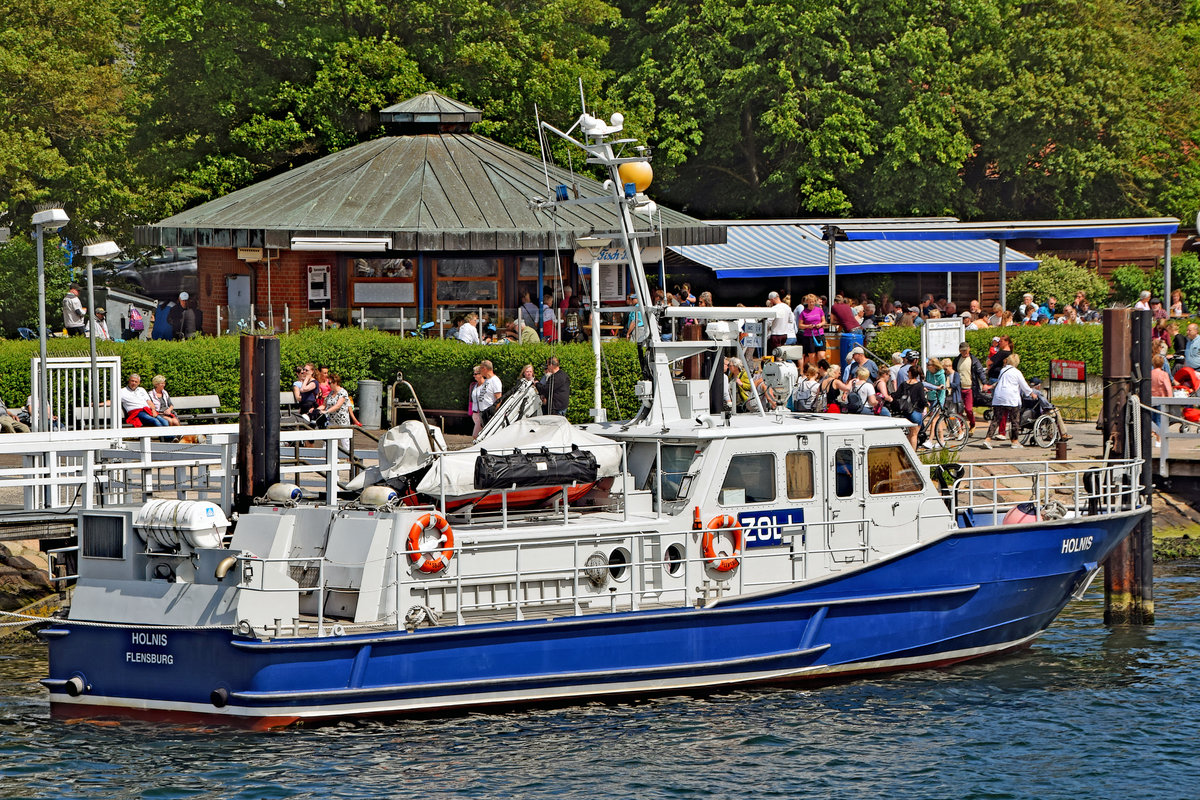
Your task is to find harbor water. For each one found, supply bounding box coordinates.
[2,563,1198,800]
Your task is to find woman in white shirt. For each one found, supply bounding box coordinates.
[983,354,1033,448]
[455,312,481,344]
[149,375,180,426]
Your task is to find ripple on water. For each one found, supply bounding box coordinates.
[2,565,1200,799]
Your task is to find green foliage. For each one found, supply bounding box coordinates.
[0,332,642,424]
[0,0,142,239]
[868,323,1103,383]
[0,235,73,336]
[1109,264,1153,306]
[1109,253,1200,310]
[1005,255,1111,310]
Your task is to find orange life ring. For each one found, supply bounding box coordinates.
[407,512,455,573]
[702,514,742,572]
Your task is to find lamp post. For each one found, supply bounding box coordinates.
[81,240,120,429]
[32,207,69,432]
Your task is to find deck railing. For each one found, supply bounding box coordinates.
[0,425,355,514]
[1149,396,1200,477]
[949,457,1144,522]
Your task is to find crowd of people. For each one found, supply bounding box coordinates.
[61,285,201,343]
[291,363,361,428]
[466,357,571,439]
[12,277,1195,443]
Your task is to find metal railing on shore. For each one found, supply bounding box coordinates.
[0,425,356,514]
[1148,396,1200,477]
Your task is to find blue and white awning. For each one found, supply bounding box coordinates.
[670,222,1040,279]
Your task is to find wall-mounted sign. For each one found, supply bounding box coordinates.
[237,247,263,261]
[573,246,662,266]
[307,264,331,311]
[1050,359,1086,382]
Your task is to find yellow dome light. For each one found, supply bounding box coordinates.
[618,161,653,192]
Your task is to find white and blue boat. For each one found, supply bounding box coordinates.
[39,108,1146,728]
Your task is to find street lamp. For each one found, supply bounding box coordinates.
[82,239,120,429]
[32,207,69,432]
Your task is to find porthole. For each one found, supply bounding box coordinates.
[664,544,685,576]
[608,547,631,582]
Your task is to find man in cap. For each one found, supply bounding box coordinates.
[168,291,203,339]
[1149,297,1167,321]
[896,349,919,384]
[841,345,878,382]
[90,307,112,341]
[62,283,87,336]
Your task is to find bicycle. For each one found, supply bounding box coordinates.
[919,397,969,452]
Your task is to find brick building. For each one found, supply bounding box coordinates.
[134,93,723,334]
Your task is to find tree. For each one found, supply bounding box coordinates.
[1005,254,1111,310]
[0,234,72,338]
[133,0,620,215]
[608,0,1200,221]
[0,0,141,240]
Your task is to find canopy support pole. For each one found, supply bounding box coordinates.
[1164,235,1172,311]
[827,236,836,312]
[998,241,1007,310]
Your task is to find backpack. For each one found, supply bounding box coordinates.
[843,382,865,414]
[128,307,144,331]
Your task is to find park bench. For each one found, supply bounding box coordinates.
[171,395,230,424]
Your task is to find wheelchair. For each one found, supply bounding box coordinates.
[979,390,1061,448]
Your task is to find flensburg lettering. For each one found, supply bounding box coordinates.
[126,631,173,666]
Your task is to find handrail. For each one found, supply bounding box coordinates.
[224,515,882,637]
[1,423,356,515]
[1146,396,1200,477]
[949,457,1144,522]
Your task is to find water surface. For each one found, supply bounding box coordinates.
[2,565,1197,799]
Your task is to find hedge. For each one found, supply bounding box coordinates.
[867,324,1104,382]
[0,329,643,425]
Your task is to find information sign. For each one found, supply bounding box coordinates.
[920,318,964,360]
[1050,359,1086,382]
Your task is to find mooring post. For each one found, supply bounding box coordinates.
[235,335,281,514]
[1132,309,1155,621]
[1102,308,1154,624]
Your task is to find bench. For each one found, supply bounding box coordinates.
[171,395,234,423]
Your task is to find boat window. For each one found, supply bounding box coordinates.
[785,451,814,499]
[835,448,854,498]
[867,445,924,494]
[720,453,776,505]
[659,445,698,501]
[637,444,700,501]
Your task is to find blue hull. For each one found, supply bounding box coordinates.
[43,511,1140,727]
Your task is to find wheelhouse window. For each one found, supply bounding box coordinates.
[786,451,814,500]
[867,445,924,495]
[639,444,700,501]
[720,453,776,505]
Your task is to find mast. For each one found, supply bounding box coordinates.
[539,111,682,426]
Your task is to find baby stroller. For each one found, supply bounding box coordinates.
[1173,366,1200,433]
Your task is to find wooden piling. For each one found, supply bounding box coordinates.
[1102,308,1154,624]
[236,335,281,514]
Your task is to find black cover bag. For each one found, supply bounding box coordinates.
[474,445,598,490]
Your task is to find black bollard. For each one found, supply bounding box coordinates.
[235,335,281,514]
[1102,309,1154,624]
